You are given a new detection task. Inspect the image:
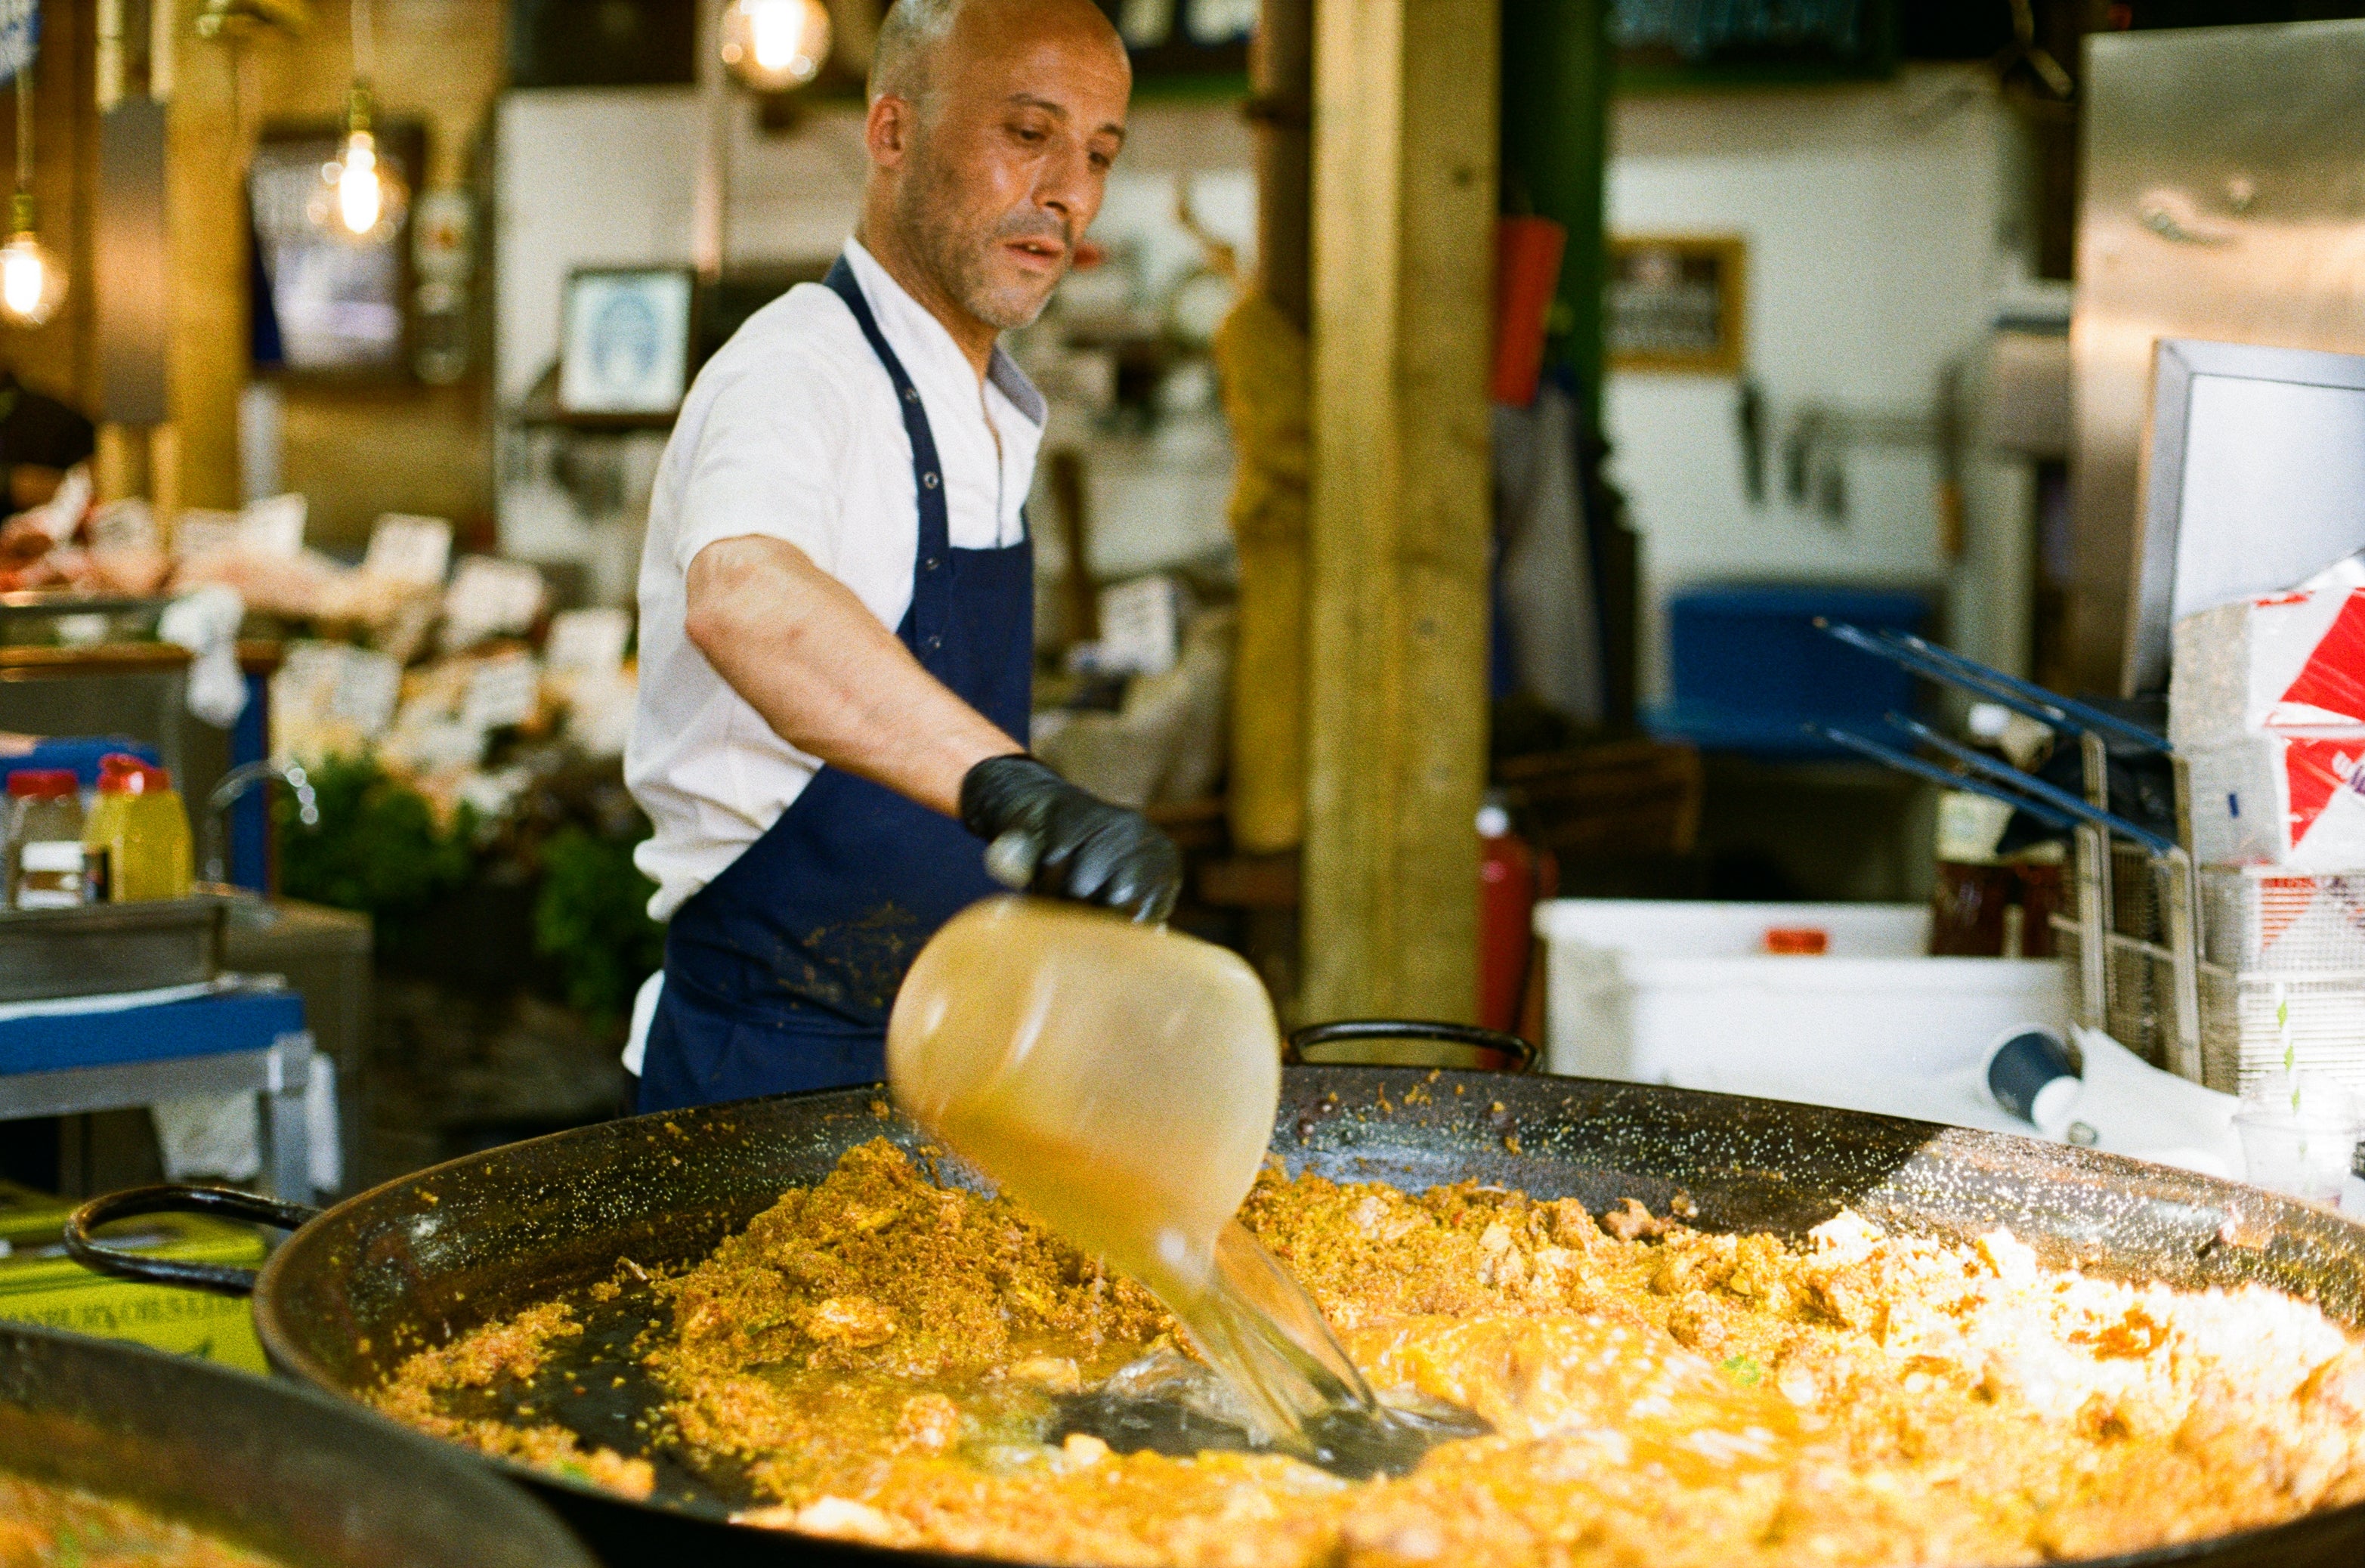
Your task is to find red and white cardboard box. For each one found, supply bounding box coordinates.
[2172,588,2365,749]
[2187,731,2365,871]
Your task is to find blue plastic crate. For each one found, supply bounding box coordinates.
[1646,586,1931,759]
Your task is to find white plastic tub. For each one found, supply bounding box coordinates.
[1536,900,2071,1113]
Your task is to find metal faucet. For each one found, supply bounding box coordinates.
[204,759,320,886]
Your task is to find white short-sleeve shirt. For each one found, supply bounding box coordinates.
[626,239,1046,921]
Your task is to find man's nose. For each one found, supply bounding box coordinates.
[1034,138,1094,227]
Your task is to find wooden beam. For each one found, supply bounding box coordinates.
[1301,0,1498,1022]
[159,0,248,523]
[1251,0,1312,332]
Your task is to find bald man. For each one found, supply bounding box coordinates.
[626,0,1180,1111]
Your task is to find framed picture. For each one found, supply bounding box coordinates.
[249,119,427,381]
[1605,236,1746,376]
[558,267,696,419]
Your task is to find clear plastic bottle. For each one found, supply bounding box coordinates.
[6,769,88,909]
[82,753,193,902]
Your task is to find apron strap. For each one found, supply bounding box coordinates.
[824,255,954,660]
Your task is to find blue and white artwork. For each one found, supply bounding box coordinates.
[0,0,38,88]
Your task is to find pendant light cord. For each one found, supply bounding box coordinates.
[351,0,373,89]
[14,51,31,200]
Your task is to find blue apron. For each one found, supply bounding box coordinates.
[638,258,1032,1112]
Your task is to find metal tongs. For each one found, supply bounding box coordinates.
[1810,623,2203,1083]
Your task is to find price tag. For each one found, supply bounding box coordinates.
[363,514,454,586]
[174,510,243,561]
[443,556,546,648]
[239,493,308,558]
[565,670,639,759]
[545,607,632,675]
[90,498,158,553]
[1095,574,1182,676]
[462,651,541,733]
[275,642,404,744]
[335,649,403,737]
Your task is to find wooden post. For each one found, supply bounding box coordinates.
[1251,0,1311,332]
[1217,0,1316,861]
[157,0,247,526]
[1300,0,1498,1022]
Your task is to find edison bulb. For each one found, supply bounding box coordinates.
[719,0,831,91]
[311,129,409,243]
[0,232,65,327]
[338,135,382,233]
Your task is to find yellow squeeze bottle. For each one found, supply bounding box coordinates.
[85,753,193,902]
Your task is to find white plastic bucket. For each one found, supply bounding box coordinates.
[1536,899,2073,1106]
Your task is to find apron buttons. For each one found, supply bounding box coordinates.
[904,388,920,403]
[924,556,941,571]
[925,635,943,651]
[923,472,940,489]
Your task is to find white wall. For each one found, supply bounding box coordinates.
[493,91,1256,595]
[494,91,1256,407]
[1605,66,2038,701]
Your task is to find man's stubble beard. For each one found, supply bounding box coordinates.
[896,132,1068,332]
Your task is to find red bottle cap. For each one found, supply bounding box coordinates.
[97,753,173,794]
[6,769,79,799]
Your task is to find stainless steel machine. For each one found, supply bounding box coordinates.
[2073,19,2365,694]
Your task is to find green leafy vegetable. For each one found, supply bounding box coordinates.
[533,823,664,1031]
[274,752,476,953]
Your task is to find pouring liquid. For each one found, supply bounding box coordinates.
[889,898,1479,1476]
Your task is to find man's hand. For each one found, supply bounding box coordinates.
[960,756,1181,923]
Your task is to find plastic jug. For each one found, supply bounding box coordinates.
[889,896,1281,1300]
[889,898,1466,1471]
[83,753,193,902]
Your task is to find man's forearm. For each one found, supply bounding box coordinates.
[685,534,1022,818]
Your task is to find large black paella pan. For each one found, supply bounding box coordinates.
[66,1064,2365,1568]
[0,1319,594,1568]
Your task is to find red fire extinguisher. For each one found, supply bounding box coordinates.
[1477,799,1555,1037]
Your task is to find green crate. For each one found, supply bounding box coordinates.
[0,1180,267,1373]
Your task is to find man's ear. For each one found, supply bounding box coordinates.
[865,94,915,170]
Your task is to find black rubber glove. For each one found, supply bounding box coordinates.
[959,755,1182,923]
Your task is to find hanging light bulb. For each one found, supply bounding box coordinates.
[719,0,832,92]
[0,215,64,327]
[310,85,407,243]
[0,51,63,329]
[311,0,407,244]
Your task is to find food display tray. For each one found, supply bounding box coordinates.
[0,897,225,1004]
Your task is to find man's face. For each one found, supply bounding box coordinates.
[891,4,1130,332]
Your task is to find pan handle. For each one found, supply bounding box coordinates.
[1285,1019,1538,1074]
[65,1185,320,1298]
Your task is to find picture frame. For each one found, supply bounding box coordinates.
[1605,235,1747,376]
[558,267,697,422]
[249,118,428,382]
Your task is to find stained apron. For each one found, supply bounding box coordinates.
[636,256,1031,1112]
